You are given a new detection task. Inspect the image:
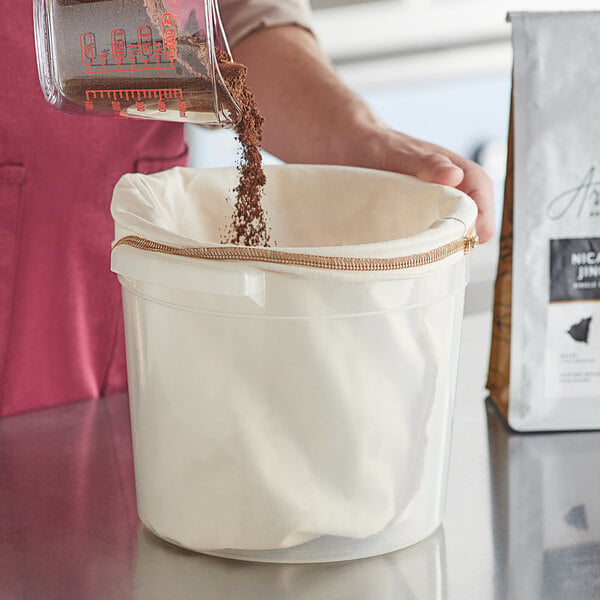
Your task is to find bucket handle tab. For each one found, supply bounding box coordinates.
[111,243,266,306]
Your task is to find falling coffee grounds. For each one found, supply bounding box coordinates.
[219,57,270,247]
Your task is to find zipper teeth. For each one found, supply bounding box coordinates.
[113,229,478,272]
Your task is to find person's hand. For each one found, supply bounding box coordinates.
[354,127,495,243]
[234,25,495,243]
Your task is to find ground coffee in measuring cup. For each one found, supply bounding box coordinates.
[35,0,240,126]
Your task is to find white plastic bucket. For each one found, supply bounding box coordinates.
[111,165,477,563]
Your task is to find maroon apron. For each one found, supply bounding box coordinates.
[0,1,188,416]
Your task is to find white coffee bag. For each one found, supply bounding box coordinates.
[491,11,600,430]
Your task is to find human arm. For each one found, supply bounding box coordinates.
[232,25,495,243]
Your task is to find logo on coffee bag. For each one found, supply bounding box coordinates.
[546,167,600,220]
[567,317,592,344]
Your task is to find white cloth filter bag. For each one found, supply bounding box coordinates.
[111,165,477,553]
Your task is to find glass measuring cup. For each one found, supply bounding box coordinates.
[34,0,243,127]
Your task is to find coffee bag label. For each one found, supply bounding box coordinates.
[550,238,600,302]
[545,238,600,400]
[544,302,600,400]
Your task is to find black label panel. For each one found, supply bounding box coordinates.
[550,238,600,302]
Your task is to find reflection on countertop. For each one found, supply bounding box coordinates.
[0,393,137,600]
[133,525,446,600]
[486,399,600,600]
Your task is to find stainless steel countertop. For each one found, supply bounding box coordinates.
[2,310,600,599]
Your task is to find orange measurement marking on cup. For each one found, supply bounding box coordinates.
[161,13,177,59]
[80,32,96,66]
[79,16,177,74]
[111,29,126,65]
[137,26,153,62]
[84,88,185,109]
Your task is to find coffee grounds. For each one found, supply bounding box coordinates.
[218,54,270,247]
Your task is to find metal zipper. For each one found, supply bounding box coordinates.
[113,229,478,272]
